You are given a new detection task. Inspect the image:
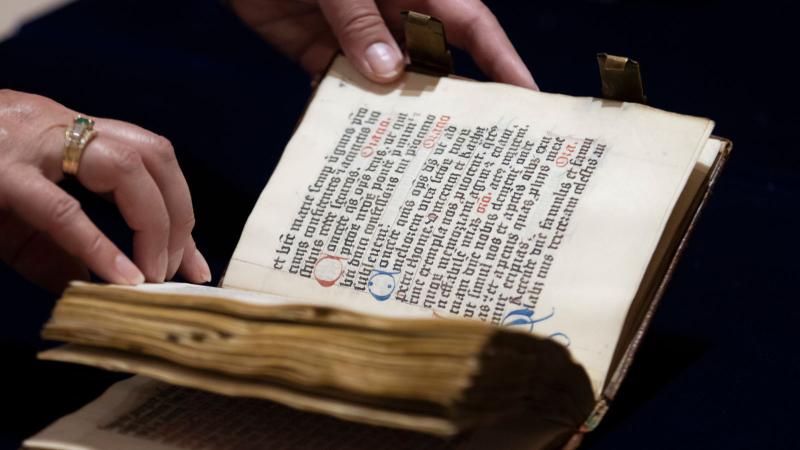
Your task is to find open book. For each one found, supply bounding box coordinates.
[26,55,730,450]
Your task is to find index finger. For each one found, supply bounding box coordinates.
[419,1,537,89]
[0,167,145,285]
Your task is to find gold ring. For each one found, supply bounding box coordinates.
[62,115,97,175]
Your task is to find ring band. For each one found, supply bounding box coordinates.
[62,115,97,175]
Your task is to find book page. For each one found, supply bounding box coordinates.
[87,281,434,320]
[605,137,725,396]
[24,375,573,450]
[224,56,713,392]
[23,376,450,450]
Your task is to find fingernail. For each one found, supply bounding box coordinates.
[195,249,211,283]
[167,248,184,280]
[158,248,169,282]
[365,42,402,79]
[115,254,145,285]
[525,72,539,91]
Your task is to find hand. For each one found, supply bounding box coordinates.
[230,0,537,89]
[0,89,211,292]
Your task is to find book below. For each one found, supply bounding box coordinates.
[26,55,730,450]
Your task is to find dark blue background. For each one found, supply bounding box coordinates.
[0,0,797,448]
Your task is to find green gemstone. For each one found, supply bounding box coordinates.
[75,117,91,125]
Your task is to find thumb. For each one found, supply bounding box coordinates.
[318,0,404,83]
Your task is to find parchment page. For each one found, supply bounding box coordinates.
[224,56,713,392]
[23,376,449,450]
[24,376,570,450]
[606,137,724,394]
[86,281,434,320]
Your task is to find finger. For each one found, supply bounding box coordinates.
[318,0,404,83]
[92,119,197,280]
[0,213,88,292]
[75,136,170,282]
[425,1,538,89]
[177,237,212,284]
[0,168,144,285]
[232,4,339,78]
